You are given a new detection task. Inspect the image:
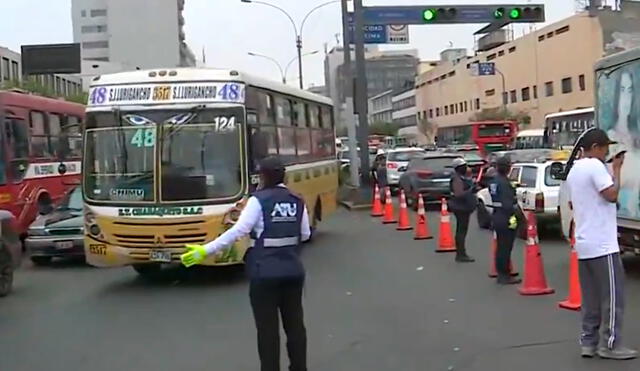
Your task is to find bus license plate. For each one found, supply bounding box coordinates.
[55,241,74,250]
[149,250,172,263]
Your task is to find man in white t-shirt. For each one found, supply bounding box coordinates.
[566,128,637,360]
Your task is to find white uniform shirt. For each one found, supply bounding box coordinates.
[203,185,311,255]
[566,157,619,259]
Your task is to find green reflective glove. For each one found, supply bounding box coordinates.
[180,244,207,267]
[508,215,517,230]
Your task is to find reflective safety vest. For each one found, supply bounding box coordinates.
[245,187,305,280]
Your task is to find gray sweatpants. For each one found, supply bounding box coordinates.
[578,252,625,349]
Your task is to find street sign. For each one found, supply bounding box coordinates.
[348,14,408,44]
[470,62,496,76]
[356,4,545,25]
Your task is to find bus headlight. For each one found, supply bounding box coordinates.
[89,224,101,236]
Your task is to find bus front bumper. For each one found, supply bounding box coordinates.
[84,236,248,268]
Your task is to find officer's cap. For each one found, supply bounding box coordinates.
[451,157,467,168]
[258,156,285,174]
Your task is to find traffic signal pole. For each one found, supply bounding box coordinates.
[340,0,360,188]
[353,0,372,196]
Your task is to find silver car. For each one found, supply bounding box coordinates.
[26,186,84,265]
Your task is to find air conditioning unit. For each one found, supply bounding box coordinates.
[477,30,508,52]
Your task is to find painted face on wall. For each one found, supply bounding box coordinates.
[617,71,633,119]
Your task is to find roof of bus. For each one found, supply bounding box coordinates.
[0,90,85,116]
[517,129,545,137]
[89,68,333,105]
[595,47,640,71]
[544,107,594,119]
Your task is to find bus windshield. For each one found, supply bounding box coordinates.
[84,107,244,203]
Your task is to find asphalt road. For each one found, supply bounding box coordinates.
[1,207,640,371]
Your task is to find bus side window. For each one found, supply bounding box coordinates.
[29,111,51,158]
[7,119,29,183]
[62,116,82,159]
[48,113,63,159]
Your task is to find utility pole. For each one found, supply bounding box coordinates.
[353,0,371,193]
[340,0,359,187]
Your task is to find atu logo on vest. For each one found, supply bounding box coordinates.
[271,202,297,222]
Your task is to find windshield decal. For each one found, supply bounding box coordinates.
[123,114,154,126]
[109,188,145,201]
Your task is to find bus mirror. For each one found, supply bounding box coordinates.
[549,162,565,180]
[58,163,67,175]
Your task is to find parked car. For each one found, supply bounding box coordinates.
[25,186,84,265]
[386,147,426,190]
[398,154,460,208]
[476,160,565,230]
[0,210,22,297]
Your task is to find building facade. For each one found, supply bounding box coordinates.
[368,89,393,124]
[415,6,640,144]
[1,46,83,97]
[71,0,196,86]
[324,46,419,128]
[392,88,417,129]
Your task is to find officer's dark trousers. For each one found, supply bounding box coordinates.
[250,277,307,371]
[453,211,471,258]
[495,226,516,282]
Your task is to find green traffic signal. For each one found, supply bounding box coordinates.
[509,7,522,19]
[423,9,436,21]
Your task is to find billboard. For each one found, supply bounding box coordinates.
[21,43,81,75]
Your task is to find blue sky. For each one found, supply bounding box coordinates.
[0,0,576,88]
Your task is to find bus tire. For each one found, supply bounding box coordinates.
[37,193,54,215]
[132,263,162,278]
[30,256,52,266]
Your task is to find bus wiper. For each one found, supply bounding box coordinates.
[162,104,206,141]
[56,206,83,212]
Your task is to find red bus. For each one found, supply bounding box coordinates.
[0,90,85,235]
[471,120,518,158]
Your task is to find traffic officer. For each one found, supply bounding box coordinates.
[449,158,477,263]
[181,156,310,371]
[489,156,522,285]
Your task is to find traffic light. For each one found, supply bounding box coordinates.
[493,5,544,22]
[422,7,457,23]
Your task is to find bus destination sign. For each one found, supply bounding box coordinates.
[88,82,246,107]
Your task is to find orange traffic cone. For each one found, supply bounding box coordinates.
[518,212,554,295]
[396,190,412,231]
[414,196,433,240]
[559,229,581,310]
[381,187,396,224]
[371,183,383,217]
[436,198,455,253]
[488,232,519,278]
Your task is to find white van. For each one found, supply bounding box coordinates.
[514,129,545,149]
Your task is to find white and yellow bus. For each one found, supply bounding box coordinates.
[83,68,338,276]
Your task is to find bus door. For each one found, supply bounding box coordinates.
[3,115,31,229]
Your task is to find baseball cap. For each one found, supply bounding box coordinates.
[496,155,511,168]
[581,128,617,150]
[258,156,285,173]
[452,158,467,168]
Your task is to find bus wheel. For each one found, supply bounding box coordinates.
[37,194,54,215]
[0,248,14,297]
[132,264,162,278]
[30,256,52,266]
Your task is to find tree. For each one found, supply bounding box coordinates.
[368,122,398,136]
[2,77,87,104]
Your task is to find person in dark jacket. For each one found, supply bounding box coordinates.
[449,158,477,262]
[489,156,522,285]
[181,156,310,371]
